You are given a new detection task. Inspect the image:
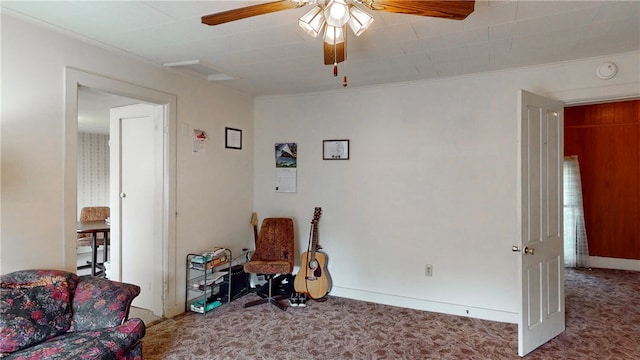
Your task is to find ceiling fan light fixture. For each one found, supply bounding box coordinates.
[324,25,345,45]
[199,0,476,83]
[324,0,350,27]
[299,6,326,38]
[347,5,374,36]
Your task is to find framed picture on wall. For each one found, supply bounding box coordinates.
[225,127,242,149]
[323,139,349,160]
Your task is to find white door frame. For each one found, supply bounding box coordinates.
[64,67,180,317]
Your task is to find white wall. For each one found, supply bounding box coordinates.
[1,14,255,315]
[254,52,639,322]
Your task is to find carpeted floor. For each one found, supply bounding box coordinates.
[141,268,639,359]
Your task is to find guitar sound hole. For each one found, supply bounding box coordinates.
[308,260,318,270]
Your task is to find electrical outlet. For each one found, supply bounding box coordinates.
[425,264,433,276]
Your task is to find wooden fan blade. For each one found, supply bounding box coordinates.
[368,0,475,20]
[202,1,304,26]
[324,42,345,65]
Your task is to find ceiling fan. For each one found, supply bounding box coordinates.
[202,1,475,84]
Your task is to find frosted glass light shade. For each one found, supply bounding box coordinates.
[299,6,326,38]
[324,0,350,27]
[348,5,374,36]
[324,25,345,45]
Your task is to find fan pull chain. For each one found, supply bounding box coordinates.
[333,37,338,77]
[343,29,348,87]
[342,60,348,87]
[333,29,338,77]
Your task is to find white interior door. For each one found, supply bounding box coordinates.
[517,90,565,356]
[110,103,164,315]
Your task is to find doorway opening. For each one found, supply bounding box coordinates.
[564,99,640,271]
[65,68,178,318]
[76,86,139,278]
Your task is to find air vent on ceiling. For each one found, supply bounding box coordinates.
[162,60,236,81]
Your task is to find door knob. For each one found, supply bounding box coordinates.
[120,192,126,198]
[512,246,535,255]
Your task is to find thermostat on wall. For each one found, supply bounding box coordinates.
[596,62,617,80]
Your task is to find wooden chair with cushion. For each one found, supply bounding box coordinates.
[77,206,110,271]
[243,218,294,311]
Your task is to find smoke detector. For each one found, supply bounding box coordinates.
[596,62,617,80]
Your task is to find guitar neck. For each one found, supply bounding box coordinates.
[251,212,258,244]
[310,223,318,258]
[309,207,321,258]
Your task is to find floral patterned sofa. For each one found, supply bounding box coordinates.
[0,269,146,359]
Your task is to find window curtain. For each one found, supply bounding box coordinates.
[563,156,590,268]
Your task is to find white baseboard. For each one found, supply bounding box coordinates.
[330,286,518,324]
[588,256,640,271]
[300,259,638,326]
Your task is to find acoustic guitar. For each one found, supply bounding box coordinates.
[294,207,331,299]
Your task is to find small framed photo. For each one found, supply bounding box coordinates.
[323,139,349,160]
[225,127,242,150]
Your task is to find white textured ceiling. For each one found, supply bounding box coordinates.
[2,0,639,97]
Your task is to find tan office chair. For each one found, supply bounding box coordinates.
[79,206,110,224]
[243,218,294,311]
[77,206,110,271]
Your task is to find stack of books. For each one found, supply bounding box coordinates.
[203,247,226,257]
[191,249,229,270]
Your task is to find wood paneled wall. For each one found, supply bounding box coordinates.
[564,100,639,260]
